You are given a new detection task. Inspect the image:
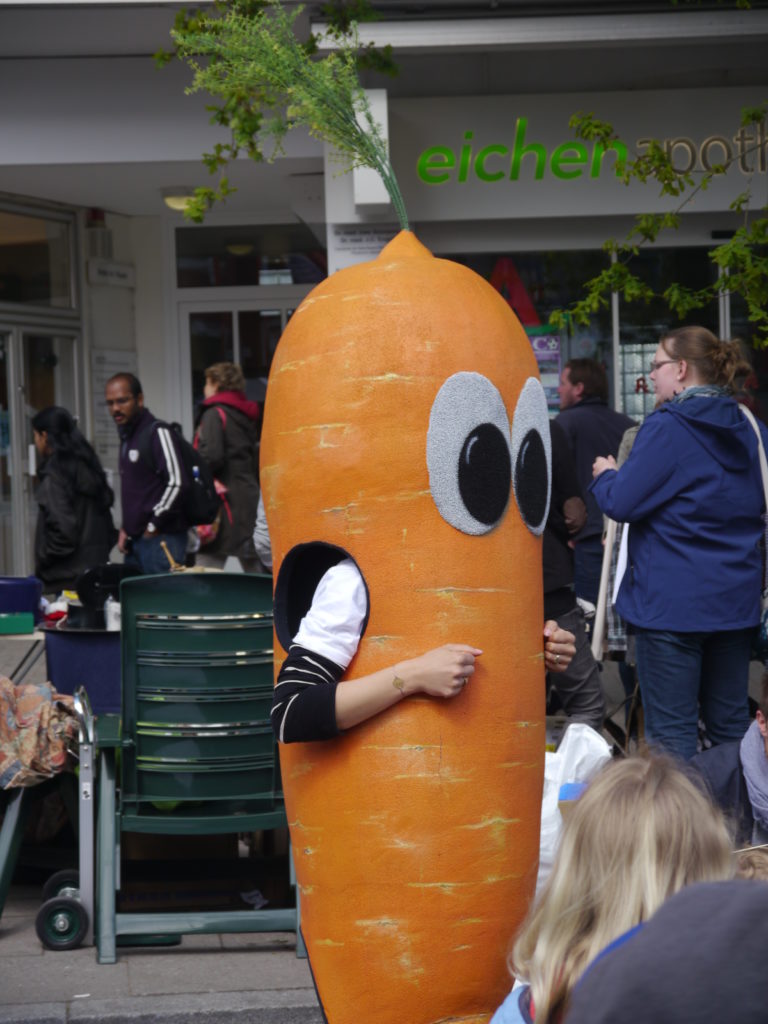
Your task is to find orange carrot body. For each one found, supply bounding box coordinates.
[261,232,545,1023]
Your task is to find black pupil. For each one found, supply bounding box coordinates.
[515,430,548,528]
[458,423,511,526]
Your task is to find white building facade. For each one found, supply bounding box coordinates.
[1,0,766,573]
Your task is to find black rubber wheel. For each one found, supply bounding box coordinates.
[35,897,88,951]
[42,869,80,902]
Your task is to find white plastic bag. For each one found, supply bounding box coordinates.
[535,723,612,897]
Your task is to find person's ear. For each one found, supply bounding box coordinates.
[756,709,768,740]
[574,381,585,400]
[676,359,687,381]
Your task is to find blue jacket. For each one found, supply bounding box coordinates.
[589,395,766,632]
[490,985,533,1024]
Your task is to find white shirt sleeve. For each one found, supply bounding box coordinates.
[292,557,367,669]
[252,493,273,570]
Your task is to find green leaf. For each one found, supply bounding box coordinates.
[159,0,400,220]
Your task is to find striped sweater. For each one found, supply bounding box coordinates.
[271,645,344,743]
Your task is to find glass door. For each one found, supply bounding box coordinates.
[180,299,304,428]
[0,324,78,576]
[0,331,13,576]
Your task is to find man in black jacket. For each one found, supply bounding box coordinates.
[544,420,605,732]
[556,359,635,606]
[105,373,189,574]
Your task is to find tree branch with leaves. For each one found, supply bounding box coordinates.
[549,103,768,346]
[159,0,401,224]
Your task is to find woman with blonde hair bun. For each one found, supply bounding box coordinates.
[491,754,734,1024]
[591,326,768,760]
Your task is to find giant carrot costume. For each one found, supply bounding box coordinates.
[177,6,551,1020]
[261,230,550,1024]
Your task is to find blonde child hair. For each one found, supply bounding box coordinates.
[735,846,768,881]
[511,754,733,1023]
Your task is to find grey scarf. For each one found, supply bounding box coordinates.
[740,719,768,833]
[671,384,730,403]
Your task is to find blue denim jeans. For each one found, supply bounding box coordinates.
[634,627,753,761]
[125,532,188,575]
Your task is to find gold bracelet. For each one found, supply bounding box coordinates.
[392,673,406,697]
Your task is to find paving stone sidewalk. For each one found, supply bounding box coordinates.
[0,885,321,1024]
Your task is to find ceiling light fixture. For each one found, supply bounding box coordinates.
[225,243,255,257]
[161,187,195,212]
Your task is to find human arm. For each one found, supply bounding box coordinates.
[562,497,587,537]
[592,454,617,477]
[271,642,481,743]
[269,558,482,742]
[252,493,272,571]
[147,423,185,531]
[195,406,226,477]
[334,643,481,731]
[270,561,574,743]
[271,623,574,744]
[35,470,79,568]
[548,420,587,542]
[543,620,575,673]
[588,414,679,522]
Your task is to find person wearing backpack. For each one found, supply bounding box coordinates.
[105,372,190,574]
[193,361,263,572]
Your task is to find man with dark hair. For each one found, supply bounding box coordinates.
[105,373,189,574]
[544,420,605,731]
[556,358,634,606]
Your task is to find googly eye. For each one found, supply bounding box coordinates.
[510,377,551,535]
[427,372,512,535]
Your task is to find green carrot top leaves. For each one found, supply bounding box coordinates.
[172,1,408,229]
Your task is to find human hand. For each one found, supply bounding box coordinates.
[399,644,482,700]
[543,621,576,673]
[563,496,587,535]
[118,527,129,553]
[592,455,617,478]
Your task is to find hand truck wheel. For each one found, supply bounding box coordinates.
[42,868,80,902]
[35,896,88,951]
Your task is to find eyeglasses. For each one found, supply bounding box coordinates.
[649,358,678,373]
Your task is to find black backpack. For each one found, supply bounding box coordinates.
[137,420,222,527]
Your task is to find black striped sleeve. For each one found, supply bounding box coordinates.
[270,644,343,744]
[151,424,183,520]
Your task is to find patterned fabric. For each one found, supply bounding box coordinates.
[270,645,343,744]
[671,384,731,403]
[740,718,768,833]
[0,678,77,788]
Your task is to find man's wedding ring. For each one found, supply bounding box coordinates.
[554,654,561,665]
